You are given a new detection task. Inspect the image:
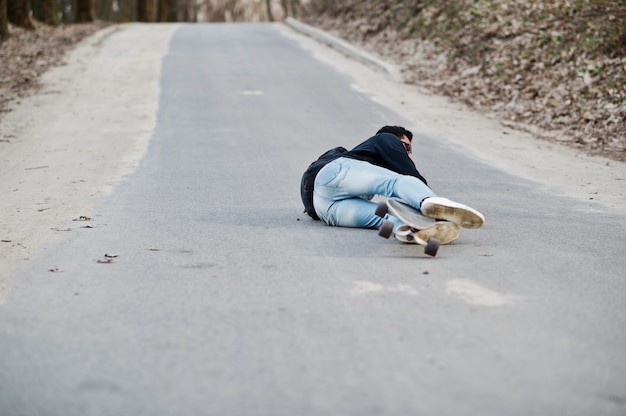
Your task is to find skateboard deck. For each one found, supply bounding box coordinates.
[375,198,443,257]
[386,198,436,229]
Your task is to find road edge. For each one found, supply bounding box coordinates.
[0,23,180,298]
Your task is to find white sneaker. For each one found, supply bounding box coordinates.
[394,221,460,245]
[420,197,485,229]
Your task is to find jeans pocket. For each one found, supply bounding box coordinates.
[317,161,349,188]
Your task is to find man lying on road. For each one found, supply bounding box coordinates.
[300,125,485,244]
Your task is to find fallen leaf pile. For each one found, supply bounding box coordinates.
[0,21,110,117]
[303,0,626,161]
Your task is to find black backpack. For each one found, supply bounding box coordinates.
[300,146,348,220]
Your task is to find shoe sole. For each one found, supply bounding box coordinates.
[417,221,460,244]
[421,199,485,229]
[395,221,460,245]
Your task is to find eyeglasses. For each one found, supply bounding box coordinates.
[401,141,412,153]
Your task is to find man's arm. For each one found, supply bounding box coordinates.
[372,133,429,185]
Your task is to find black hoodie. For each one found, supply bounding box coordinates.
[342,132,428,185]
[300,132,429,220]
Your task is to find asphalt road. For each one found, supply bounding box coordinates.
[1,23,625,416]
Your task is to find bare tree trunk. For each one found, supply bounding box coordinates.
[117,0,135,21]
[178,0,197,22]
[290,0,300,18]
[95,0,113,21]
[137,0,155,22]
[58,0,72,23]
[31,0,59,25]
[265,0,273,21]
[280,0,300,18]
[178,0,187,22]
[75,0,94,23]
[157,0,168,22]
[7,0,34,29]
[167,0,178,22]
[0,0,9,41]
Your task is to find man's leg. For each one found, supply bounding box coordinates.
[313,157,435,228]
[317,197,384,228]
[313,157,485,229]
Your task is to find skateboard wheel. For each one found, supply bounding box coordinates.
[378,220,394,239]
[375,201,389,218]
[424,237,440,257]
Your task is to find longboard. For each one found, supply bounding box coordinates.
[375,198,443,257]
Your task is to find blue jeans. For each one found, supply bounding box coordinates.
[313,157,437,228]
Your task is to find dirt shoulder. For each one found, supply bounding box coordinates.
[0,21,112,116]
[301,0,626,162]
[0,23,179,296]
